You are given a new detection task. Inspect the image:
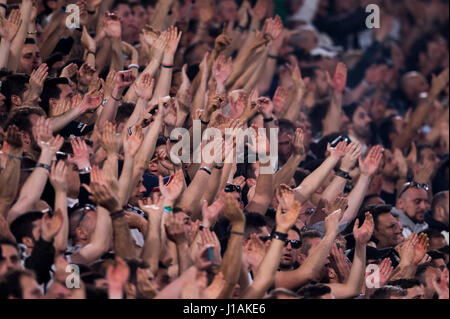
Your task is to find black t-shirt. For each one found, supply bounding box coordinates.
[380,190,397,206]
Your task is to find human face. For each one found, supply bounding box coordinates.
[130,179,147,206]
[374,213,403,248]
[423,267,441,299]
[314,69,329,97]
[218,0,238,23]
[432,258,447,273]
[115,4,139,43]
[405,284,425,299]
[280,230,301,269]
[65,162,81,198]
[351,106,372,139]
[398,188,429,223]
[132,5,149,30]
[20,275,44,299]
[419,147,440,172]
[0,244,22,276]
[381,149,399,180]
[47,281,72,299]
[174,211,192,240]
[18,44,42,75]
[278,132,293,164]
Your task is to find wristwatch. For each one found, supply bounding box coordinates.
[79,167,91,174]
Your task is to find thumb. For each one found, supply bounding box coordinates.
[202,199,208,211]
[353,218,359,232]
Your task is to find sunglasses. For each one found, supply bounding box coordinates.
[258,236,301,249]
[398,181,429,197]
[75,204,96,228]
[225,184,241,193]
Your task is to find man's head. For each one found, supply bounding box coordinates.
[216,0,238,24]
[0,239,22,276]
[9,212,44,255]
[371,205,404,248]
[417,144,440,172]
[423,228,446,250]
[0,269,43,299]
[397,183,430,224]
[428,250,447,273]
[370,285,407,299]
[301,66,330,98]
[0,74,30,112]
[40,77,73,116]
[17,38,42,75]
[131,2,149,31]
[244,213,270,241]
[379,115,403,150]
[279,227,302,270]
[400,71,429,103]
[380,149,400,181]
[69,205,98,246]
[277,119,295,164]
[113,0,139,44]
[431,191,449,226]
[415,263,442,299]
[129,178,147,207]
[297,284,334,299]
[347,104,372,140]
[388,279,425,299]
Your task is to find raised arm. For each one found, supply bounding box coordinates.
[243,202,302,299]
[0,9,21,69]
[274,129,306,187]
[49,161,69,254]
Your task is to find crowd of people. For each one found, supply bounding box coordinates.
[0,0,448,299]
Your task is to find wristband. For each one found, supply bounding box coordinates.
[272,231,288,241]
[35,163,51,172]
[268,54,278,60]
[163,206,173,213]
[110,209,125,220]
[200,118,210,125]
[127,64,139,70]
[237,25,246,32]
[214,164,224,169]
[7,153,23,161]
[27,31,38,35]
[87,9,96,15]
[87,51,95,56]
[161,63,174,69]
[263,116,274,122]
[199,166,212,175]
[335,168,351,180]
[0,3,8,10]
[78,167,91,174]
[230,230,244,236]
[111,94,122,102]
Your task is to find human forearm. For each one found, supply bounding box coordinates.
[39,27,67,61]
[53,191,68,254]
[110,38,124,72]
[0,39,10,69]
[0,156,21,213]
[274,154,304,188]
[154,266,197,299]
[112,214,136,259]
[244,162,274,215]
[341,174,370,223]
[7,0,32,72]
[142,214,162,275]
[118,154,134,207]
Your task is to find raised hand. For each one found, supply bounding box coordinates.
[49,160,68,193]
[79,87,104,113]
[413,233,429,265]
[68,137,91,170]
[138,193,162,217]
[200,228,222,266]
[197,0,215,23]
[0,9,21,42]
[213,55,233,87]
[115,70,136,91]
[202,195,225,228]
[359,145,383,177]
[292,128,306,158]
[240,89,260,123]
[222,194,245,226]
[330,243,351,282]
[256,97,273,119]
[244,234,267,272]
[99,122,120,156]
[165,213,188,244]
[159,169,184,203]
[340,142,362,172]
[82,166,120,212]
[393,148,408,178]
[60,63,78,79]
[106,257,130,293]
[429,68,449,98]
[413,160,435,183]
[214,28,231,54]
[353,212,374,245]
[4,125,23,155]
[123,124,144,158]
[104,12,122,39]
[78,63,96,87]
[327,141,347,160]
[24,64,49,105]
[81,26,95,52]
[324,208,344,236]
[250,0,268,22]
[276,201,302,233]
[378,258,394,287]
[273,86,287,115]
[275,184,295,211]
[326,196,349,216]
[330,62,347,94]
[150,31,168,62]
[164,25,182,56]
[41,208,64,242]
[134,73,154,101]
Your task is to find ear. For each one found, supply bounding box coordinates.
[75,227,88,241]
[10,95,22,107]
[396,197,404,210]
[297,253,306,265]
[22,236,34,249]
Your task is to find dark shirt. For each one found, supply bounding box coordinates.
[425,212,448,233]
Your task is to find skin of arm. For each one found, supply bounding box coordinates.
[112,213,136,259]
[141,206,163,275]
[245,161,274,215]
[53,190,68,254]
[39,26,67,61]
[274,153,304,188]
[0,37,11,69]
[218,197,246,299]
[341,174,371,223]
[6,148,53,224]
[70,207,112,265]
[154,266,197,299]
[7,0,32,72]
[200,167,223,205]
[110,38,124,72]
[274,211,341,290]
[149,0,174,31]
[322,93,343,136]
[0,142,22,217]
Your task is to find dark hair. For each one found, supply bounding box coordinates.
[24,38,36,45]
[427,250,445,261]
[9,212,43,244]
[378,115,397,149]
[0,238,19,259]
[115,103,136,124]
[300,230,321,255]
[125,259,150,286]
[4,107,45,136]
[0,269,35,299]
[297,284,331,299]
[370,285,407,299]
[367,205,393,230]
[387,278,422,289]
[415,263,437,286]
[309,99,332,135]
[299,66,320,81]
[416,144,433,164]
[244,212,267,239]
[40,77,70,115]
[0,74,30,111]
[277,119,295,135]
[431,191,448,215]
[112,0,131,12]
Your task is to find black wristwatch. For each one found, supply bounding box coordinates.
[335,168,351,180]
[272,231,288,242]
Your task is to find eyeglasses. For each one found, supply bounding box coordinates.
[398,182,429,197]
[75,204,96,228]
[225,184,241,193]
[284,239,301,249]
